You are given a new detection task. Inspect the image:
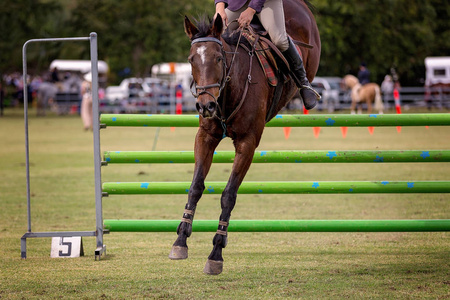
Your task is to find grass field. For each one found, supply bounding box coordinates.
[0,107,449,299]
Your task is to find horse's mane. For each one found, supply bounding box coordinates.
[189,15,252,49]
[304,0,317,14]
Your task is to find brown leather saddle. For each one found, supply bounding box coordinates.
[239,22,313,121]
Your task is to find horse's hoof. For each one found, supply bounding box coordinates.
[203,259,223,275]
[169,246,188,260]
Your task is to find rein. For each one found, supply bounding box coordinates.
[190,28,256,136]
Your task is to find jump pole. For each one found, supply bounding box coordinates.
[104,219,450,232]
[103,150,450,164]
[99,113,450,127]
[102,181,450,195]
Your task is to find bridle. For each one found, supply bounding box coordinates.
[189,29,254,137]
[189,37,228,105]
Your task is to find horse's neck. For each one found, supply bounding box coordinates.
[223,41,247,88]
[219,40,253,111]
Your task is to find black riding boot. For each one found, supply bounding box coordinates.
[282,38,320,110]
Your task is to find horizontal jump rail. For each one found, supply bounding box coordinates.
[103,219,450,232]
[99,113,450,127]
[102,181,450,195]
[103,150,450,164]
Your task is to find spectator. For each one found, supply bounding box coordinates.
[51,67,59,83]
[80,72,93,131]
[381,75,394,104]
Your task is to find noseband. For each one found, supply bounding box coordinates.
[190,37,228,105]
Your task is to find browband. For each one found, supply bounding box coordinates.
[191,37,223,46]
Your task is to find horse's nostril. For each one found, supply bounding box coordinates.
[196,103,203,114]
[207,102,216,112]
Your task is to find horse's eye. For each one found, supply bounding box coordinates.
[217,57,223,63]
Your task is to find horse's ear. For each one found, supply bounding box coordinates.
[211,14,224,38]
[184,16,199,39]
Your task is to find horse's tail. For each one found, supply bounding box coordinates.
[374,85,384,113]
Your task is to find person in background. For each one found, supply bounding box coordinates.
[51,67,59,83]
[80,72,93,131]
[381,74,394,105]
[357,62,370,85]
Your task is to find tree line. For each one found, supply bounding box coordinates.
[1,0,448,86]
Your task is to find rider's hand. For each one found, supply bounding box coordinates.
[238,7,256,28]
[215,2,228,26]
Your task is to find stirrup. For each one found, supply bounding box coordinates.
[300,85,321,100]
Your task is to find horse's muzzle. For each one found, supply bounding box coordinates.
[196,101,217,118]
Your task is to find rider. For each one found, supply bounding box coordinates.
[214,0,320,110]
[357,62,371,85]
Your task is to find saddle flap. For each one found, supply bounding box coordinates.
[241,29,279,86]
[241,27,310,87]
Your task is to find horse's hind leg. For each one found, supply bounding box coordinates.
[169,127,221,260]
[204,137,257,275]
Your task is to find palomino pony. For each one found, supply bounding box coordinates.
[343,74,384,114]
[169,0,320,275]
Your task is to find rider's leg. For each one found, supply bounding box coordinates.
[258,0,320,110]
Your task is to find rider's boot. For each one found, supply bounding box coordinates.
[282,38,320,110]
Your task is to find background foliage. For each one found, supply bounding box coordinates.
[1,0,448,85]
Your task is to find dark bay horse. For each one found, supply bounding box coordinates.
[169,0,320,275]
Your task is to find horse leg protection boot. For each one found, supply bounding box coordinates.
[282,38,320,110]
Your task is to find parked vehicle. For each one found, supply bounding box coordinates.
[105,77,145,101]
[311,76,344,112]
[151,62,196,111]
[49,59,109,87]
[424,57,450,109]
[425,57,450,87]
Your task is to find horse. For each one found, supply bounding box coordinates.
[342,74,383,114]
[169,0,320,275]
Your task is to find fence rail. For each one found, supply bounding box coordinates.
[100,113,450,127]
[103,150,450,164]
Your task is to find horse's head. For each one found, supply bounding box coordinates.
[185,15,226,119]
[343,74,359,90]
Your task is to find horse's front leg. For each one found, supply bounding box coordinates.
[204,137,257,275]
[169,127,221,260]
[366,99,373,114]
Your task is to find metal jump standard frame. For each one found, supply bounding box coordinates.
[20,33,106,260]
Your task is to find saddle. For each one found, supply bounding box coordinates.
[241,23,313,87]
[239,24,312,121]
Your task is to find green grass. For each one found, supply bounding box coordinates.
[0,107,449,299]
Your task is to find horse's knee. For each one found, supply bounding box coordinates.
[189,181,205,199]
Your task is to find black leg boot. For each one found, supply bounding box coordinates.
[282,38,320,110]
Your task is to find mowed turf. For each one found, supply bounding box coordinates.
[0,108,449,299]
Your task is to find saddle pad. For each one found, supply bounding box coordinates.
[241,30,278,86]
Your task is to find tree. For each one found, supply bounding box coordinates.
[314,0,447,85]
[67,0,214,83]
[1,0,448,86]
[0,0,64,74]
